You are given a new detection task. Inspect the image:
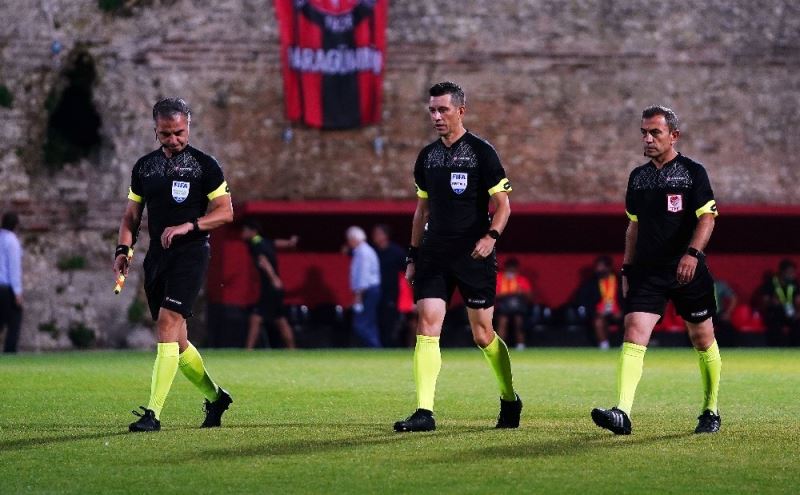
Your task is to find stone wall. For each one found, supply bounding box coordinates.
[0,0,798,349]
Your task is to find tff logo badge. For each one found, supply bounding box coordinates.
[667,193,683,212]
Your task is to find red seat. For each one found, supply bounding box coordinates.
[731,304,766,333]
[657,303,685,333]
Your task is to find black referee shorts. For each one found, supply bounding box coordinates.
[250,286,287,320]
[413,244,497,309]
[143,240,210,320]
[624,262,717,323]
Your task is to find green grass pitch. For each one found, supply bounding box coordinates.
[0,348,797,494]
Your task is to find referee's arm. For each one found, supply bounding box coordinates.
[115,200,143,278]
[405,198,429,283]
[472,191,510,259]
[677,213,715,284]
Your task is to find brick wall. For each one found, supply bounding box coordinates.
[0,0,797,348]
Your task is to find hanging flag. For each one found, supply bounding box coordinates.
[275,0,388,130]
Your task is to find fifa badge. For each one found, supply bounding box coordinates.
[172,181,190,203]
[450,172,468,194]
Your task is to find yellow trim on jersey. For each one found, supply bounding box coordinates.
[207,181,230,201]
[488,178,512,195]
[626,210,638,222]
[128,187,142,203]
[415,183,428,199]
[696,200,718,218]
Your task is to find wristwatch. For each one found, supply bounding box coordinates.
[487,229,501,240]
[686,247,706,260]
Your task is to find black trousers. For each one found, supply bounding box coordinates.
[0,286,22,353]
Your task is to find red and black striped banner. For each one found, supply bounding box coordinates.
[275,0,388,129]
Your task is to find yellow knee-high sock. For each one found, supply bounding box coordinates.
[616,342,647,415]
[147,342,180,420]
[179,342,220,402]
[414,335,441,411]
[480,333,516,401]
[696,340,721,414]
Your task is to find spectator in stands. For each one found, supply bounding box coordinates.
[759,259,800,346]
[495,257,532,350]
[575,256,622,350]
[371,224,406,347]
[713,279,737,346]
[0,211,23,353]
[241,220,298,350]
[346,226,381,347]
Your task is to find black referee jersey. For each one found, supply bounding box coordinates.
[128,145,229,249]
[413,131,511,247]
[625,153,718,265]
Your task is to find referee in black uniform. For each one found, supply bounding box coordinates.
[393,82,522,432]
[591,105,722,435]
[115,98,234,432]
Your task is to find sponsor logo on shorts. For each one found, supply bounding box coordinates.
[468,298,486,305]
[165,297,183,306]
[690,309,708,318]
[450,172,468,194]
[172,181,190,203]
[667,193,683,212]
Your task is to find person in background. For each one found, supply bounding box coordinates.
[0,211,23,353]
[495,257,533,350]
[759,259,800,346]
[575,256,622,350]
[713,279,737,347]
[346,226,381,348]
[371,224,406,347]
[241,220,298,350]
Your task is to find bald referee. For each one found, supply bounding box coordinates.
[591,105,722,435]
[394,81,522,432]
[115,98,234,432]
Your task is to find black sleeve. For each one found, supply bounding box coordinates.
[413,148,428,198]
[129,160,143,200]
[201,156,227,197]
[478,143,510,194]
[624,169,638,221]
[690,165,717,217]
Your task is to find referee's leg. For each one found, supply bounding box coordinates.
[687,317,722,430]
[414,298,447,410]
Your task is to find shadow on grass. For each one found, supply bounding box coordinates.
[0,430,130,452]
[175,422,493,460]
[443,431,693,461]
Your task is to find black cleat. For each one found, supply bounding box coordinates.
[496,393,523,428]
[201,388,233,428]
[129,406,160,432]
[591,406,632,435]
[393,409,436,432]
[695,410,721,433]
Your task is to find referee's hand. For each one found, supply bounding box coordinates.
[405,263,415,285]
[676,255,698,284]
[161,222,192,249]
[471,236,496,259]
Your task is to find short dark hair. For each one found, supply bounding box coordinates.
[1,211,19,231]
[153,97,191,122]
[642,105,679,132]
[504,257,520,270]
[429,81,465,107]
[595,255,613,268]
[373,223,391,237]
[779,259,796,273]
[241,219,261,233]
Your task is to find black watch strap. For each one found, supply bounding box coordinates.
[487,229,501,240]
[686,247,705,260]
[115,244,130,259]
